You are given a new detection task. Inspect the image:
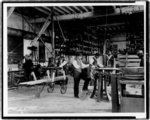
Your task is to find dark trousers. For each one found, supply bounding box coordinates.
[73,69,90,97]
[24,70,31,81]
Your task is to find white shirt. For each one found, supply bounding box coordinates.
[59,61,67,67]
[72,59,89,69]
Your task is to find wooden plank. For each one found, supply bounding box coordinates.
[97,73,102,102]
[30,11,93,23]
[127,63,140,67]
[30,6,143,23]
[119,59,141,62]
[111,74,119,112]
[81,6,88,12]
[119,80,144,85]
[54,7,66,15]
[19,76,65,86]
[73,6,82,13]
[34,7,49,15]
[19,79,49,86]
[65,6,76,14]
[121,67,144,74]
[57,6,71,14]
[118,55,139,59]
[31,13,51,44]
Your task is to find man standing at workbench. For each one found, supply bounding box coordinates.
[72,53,90,99]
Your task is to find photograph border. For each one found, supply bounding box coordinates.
[1,0,149,119]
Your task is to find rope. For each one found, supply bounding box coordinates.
[54,13,66,41]
[53,12,67,54]
[103,7,108,55]
[9,43,22,53]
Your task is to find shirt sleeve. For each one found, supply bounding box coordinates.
[81,61,89,68]
[59,61,67,67]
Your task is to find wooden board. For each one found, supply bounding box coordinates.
[119,80,144,85]
[121,97,144,112]
[19,76,66,86]
[117,55,141,67]
[19,79,49,86]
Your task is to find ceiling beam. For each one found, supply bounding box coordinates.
[42,6,51,12]
[30,6,144,23]
[31,14,51,44]
[43,7,60,16]
[8,7,15,18]
[64,6,76,14]
[86,6,93,11]
[30,11,93,23]
[34,7,49,15]
[57,6,71,14]
[54,7,66,15]
[65,6,76,13]
[87,22,126,28]
[72,6,81,13]
[55,11,93,21]
[81,6,88,12]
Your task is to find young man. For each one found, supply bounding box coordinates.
[72,53,90,98]
[23,55,33,81]
[90,52,104,98]
[137,50,144,67]
[106,50,114,67]
[92,52,104,68]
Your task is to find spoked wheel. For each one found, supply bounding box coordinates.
[60,83,67,94]
[47,83,54,93]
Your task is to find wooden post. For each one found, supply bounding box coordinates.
[97,72,102,102]
[51,7,55,58]
[111,74,119,112]
[125,53,128,67]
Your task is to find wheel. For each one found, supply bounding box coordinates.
[47,83,54,93]
[60,83,67,94]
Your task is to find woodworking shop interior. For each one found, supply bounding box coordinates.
[6,3,145,116]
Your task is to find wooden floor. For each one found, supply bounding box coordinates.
[8,76,112,115]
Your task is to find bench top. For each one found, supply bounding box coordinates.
[19,79,49,85]
[19,76,66,86]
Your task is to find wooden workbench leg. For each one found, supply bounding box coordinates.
[111,74,119,112]
[97,73,102,102]
[104,74,107,93]
[90,78,97,98]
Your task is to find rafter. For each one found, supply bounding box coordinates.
[34,7,49,15]
[42,7,60,16]
[72,6,81,13]
[31,13,51,44]
[65,6,76,14]
[54,7,66,15]
[30,6,144,23]
[86,6,94,11]
[57,6,71,14]
[30,11,93,23]
[81,6,88,12]
[42,7,51,12]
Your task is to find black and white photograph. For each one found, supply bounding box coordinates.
[2,1,147,118]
